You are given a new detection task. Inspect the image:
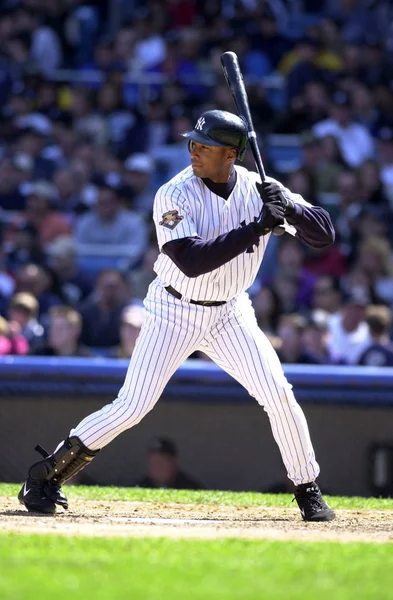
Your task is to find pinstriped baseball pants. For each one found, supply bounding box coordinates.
[71,278,319,486]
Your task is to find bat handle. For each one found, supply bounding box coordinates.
[273,224,285,236]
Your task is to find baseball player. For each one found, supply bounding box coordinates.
[18,110,335,521]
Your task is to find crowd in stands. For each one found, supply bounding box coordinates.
[1,0,393,366]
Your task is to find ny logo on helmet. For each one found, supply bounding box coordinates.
[195,117,206,131]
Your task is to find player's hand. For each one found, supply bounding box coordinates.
[256,181,295,215]
[253,200,285,235]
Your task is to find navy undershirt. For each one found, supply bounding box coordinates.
[162,173,335,281]
[201,169,237,200]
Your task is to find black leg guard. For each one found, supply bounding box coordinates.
[29,436,99,487]
[19,437,99,514]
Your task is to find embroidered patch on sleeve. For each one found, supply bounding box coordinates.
[159,210,184,230]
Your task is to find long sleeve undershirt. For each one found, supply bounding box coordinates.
[162,203,335,279]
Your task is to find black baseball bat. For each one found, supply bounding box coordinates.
[220,51,285,236]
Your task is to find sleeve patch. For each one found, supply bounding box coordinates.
[159,210,184,230]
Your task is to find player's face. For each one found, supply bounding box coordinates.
[189,140,236,182]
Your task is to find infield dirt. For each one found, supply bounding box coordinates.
[1,496,392,543]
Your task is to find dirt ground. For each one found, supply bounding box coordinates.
[1,496,392,543]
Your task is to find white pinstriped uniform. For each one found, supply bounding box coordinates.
[72,165,319,485]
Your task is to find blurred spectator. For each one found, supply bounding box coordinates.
[69,87,107,146]
[356,160,389,207]
[5,222,45,271]
[14,263,63,320]
[46,236,92,306]
[14,6,63,75]
[123,153,155,215]
[285,168,318,205]
[33,305,93,357]
[14,128,56,180]
[312,275,343,315]
[315,134,348,195]
[23,180,71,246]
[0,314,29,356]
[7,292,44,350]
[74,183,147,265]
[327,286,372,365]
[276,81,330,134]
[135,436,204,490]
[152,114,193,181]
[357,305,393,367]
[249,10,292,70]
[302,314,334,365]
[253,284,282,336]
[313,90,375,168]
[130,242,159,301]
[78,269,131,349]
[114,303,145,358]
[352,236,393,306]
[376,126,393,207]
[269,237,316,313]
[276,314,317,364]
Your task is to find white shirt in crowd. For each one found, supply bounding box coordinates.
[313,119,375,168]
[327,313,372,364]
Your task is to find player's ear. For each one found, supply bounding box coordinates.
[227,148,237,161]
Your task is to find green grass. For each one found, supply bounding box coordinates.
[1,534,393,600]
[1,483,392,599]
[1,482,392,510]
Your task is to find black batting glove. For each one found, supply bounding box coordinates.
[253,200,285,235]
[256,181,295,216]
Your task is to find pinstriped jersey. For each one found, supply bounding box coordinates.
[153,165,309,302]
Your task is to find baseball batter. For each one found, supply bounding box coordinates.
[18,110,335,521]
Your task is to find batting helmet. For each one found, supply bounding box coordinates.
[181,110,248,161]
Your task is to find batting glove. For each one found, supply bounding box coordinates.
[253,200,285,235]
[256,181,295,216]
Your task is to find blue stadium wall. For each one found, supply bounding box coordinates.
[1,358,393,496]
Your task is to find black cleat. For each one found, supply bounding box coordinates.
[18,478,68,515]
[294,482,335,522]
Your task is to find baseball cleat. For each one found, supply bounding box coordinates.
[18,478,68,514]
[294,482,335,522]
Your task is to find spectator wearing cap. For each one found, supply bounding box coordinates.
[5,221,45,271]
[357,305,393,367]
[302,314,334,365]
[123,153,154,215]
[96,82,136,156]
[23,181,71,246]
[135,437,204,490]
[376,126,393,206]
[313,90,375,168]
[326,286,372,365]
[0,156,27,212]
[46,236,92,306]
[114,303,145,358]
[74,183,147,265]
[15,128,56,180]
[33,305,94,357]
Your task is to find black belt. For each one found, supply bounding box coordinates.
[165,285,226,307]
